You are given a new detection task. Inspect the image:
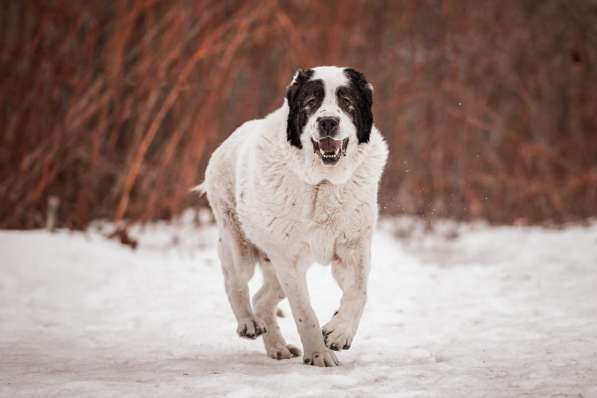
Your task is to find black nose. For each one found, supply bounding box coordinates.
[317,117,339,137]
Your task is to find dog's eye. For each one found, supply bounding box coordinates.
[341,96,354,110]
[305,97,317,108]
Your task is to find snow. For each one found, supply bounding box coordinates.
[1,217,597,397]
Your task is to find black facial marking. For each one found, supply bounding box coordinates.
[286,69,324,148]
[341,68,373,144]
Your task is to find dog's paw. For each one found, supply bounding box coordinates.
[266,343,301,360]
[236,317,267,339]
[303,350,340,367]
[322,317,356,351]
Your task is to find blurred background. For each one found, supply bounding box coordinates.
[1,0,596,230]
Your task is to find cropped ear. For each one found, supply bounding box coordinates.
[344,68,373,144]
[286,68,313,148]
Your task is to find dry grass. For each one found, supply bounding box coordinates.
[1,0,596,229]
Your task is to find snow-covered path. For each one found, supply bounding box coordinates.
[1,220,596,397]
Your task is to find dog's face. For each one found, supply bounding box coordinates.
[286,66,373,184]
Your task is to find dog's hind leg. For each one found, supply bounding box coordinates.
[216,212,267,340]
[253,254,301,359]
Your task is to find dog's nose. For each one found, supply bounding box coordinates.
[317,117,339,137]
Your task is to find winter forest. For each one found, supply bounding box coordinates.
[2,0,596,228]
[1,1,596,397]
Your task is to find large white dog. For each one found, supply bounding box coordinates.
[197,66,388,367]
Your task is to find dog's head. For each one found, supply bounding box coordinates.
[285,66,374,184]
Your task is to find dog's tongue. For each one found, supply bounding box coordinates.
[318,137,341,152]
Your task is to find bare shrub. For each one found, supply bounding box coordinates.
[1,0,595,228]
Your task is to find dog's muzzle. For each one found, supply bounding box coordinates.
[311,137,349,165]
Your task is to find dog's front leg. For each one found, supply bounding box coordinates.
[322,239,371,351]
[272,259,340,367]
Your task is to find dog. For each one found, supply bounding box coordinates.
[197,66,388,367]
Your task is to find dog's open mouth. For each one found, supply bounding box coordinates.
[311,137,349,165]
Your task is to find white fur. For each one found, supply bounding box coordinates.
[200,66,388,367]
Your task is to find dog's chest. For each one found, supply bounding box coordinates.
[295,183,342,263]
[240,178,369,265]
[282,182,360,264]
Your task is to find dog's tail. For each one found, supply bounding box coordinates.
[190,181,207,196]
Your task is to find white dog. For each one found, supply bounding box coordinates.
[197,66,388,367]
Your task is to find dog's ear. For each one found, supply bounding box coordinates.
[286,68,313,108]
[286,68,313,148]
[344,68,373,144]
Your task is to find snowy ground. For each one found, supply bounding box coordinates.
[1,216,596,397]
